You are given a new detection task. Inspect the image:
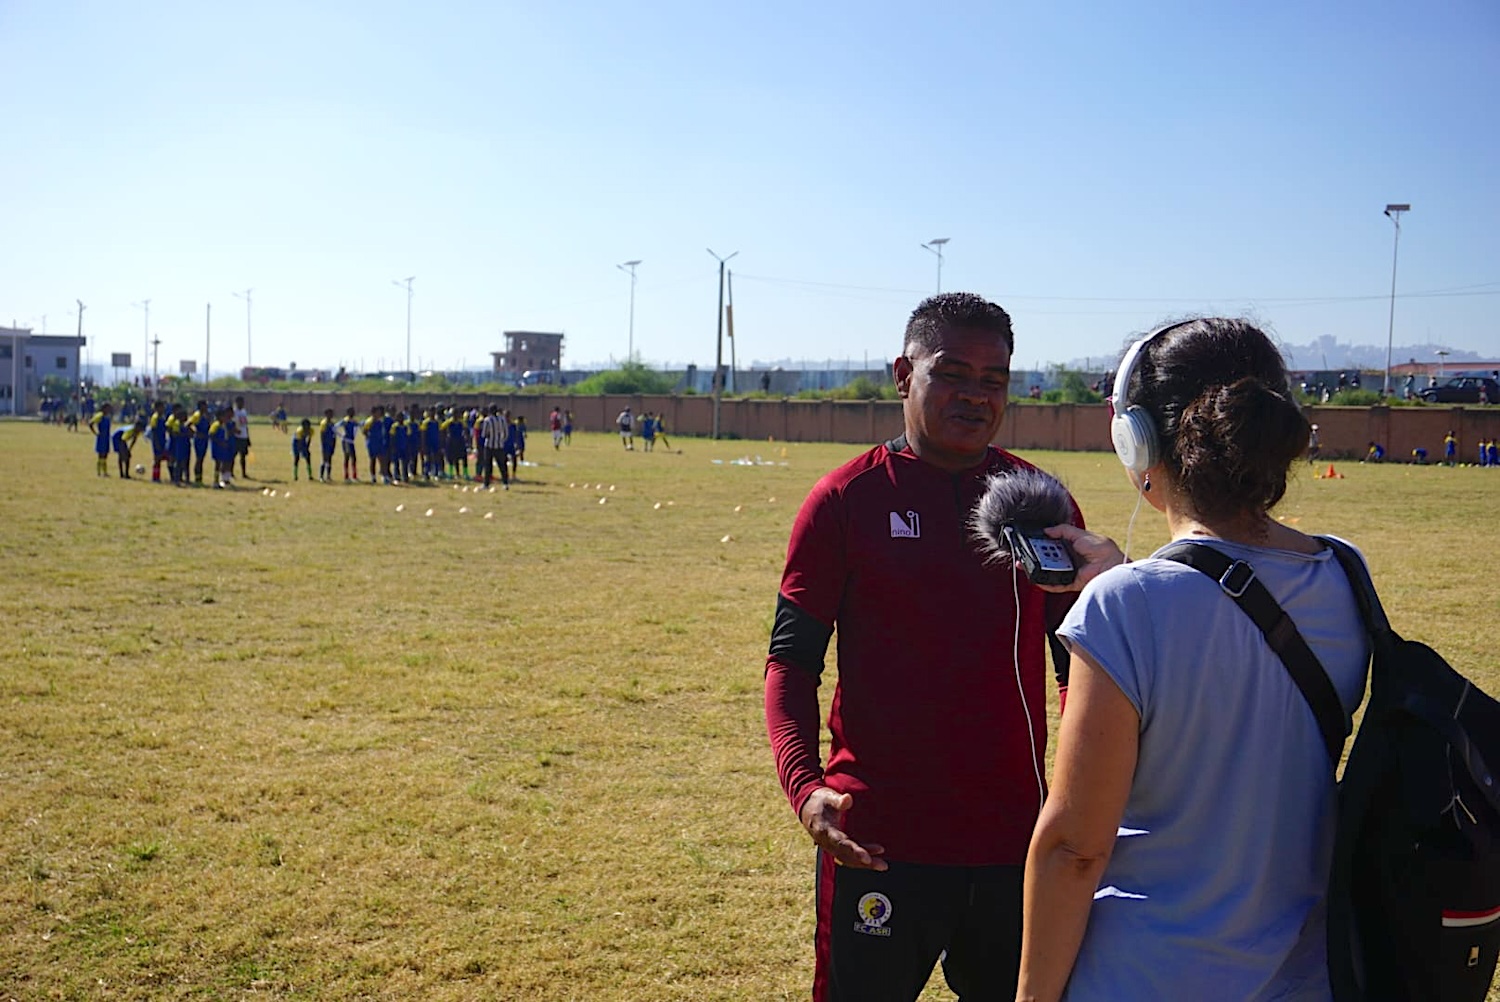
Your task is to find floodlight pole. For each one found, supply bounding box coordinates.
[1382,204,1409,396]
[617,260,642,361]
[393,276,415,373]
[707,248,738,439]
[75,299,86,388]
[921,237,950,293]
[132,299,151,389]
[727,268,738,393]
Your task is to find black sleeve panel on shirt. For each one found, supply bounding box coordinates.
[768,594,834,682]
[1048,629,1070,689]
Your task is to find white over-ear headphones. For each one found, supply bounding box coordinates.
[1110,321,1195,473]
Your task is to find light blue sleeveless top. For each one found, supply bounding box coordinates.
[1057,537,1368,1001]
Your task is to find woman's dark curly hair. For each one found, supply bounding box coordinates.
[1124,318,1308,524]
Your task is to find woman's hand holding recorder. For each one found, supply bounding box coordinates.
[1034,524,1125,593]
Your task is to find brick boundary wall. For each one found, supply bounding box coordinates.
[235,391,1500,460]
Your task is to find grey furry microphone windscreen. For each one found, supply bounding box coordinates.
[969,467,1074,565]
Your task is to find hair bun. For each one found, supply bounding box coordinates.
[1175,377,1308,520]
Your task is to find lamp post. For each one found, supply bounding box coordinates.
[392,276,415,374]
[74,299,86,389]
[920,237,950,293]
[132,299,151,388]
[1382,204,1409,396]
[232,288,253,370]
[707,248,739,439]
[1436,348,1450,381]
[617,260,642,361]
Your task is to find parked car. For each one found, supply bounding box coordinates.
[1417,376,1499,404]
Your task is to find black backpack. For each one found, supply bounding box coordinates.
[1158,537,1500,1001]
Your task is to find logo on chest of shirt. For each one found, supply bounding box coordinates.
[888,510,921,538]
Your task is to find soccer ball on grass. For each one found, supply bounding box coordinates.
[134,464,145,475]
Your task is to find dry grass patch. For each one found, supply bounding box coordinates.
[0,422,1494,1000]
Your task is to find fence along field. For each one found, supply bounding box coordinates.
[1,421,1494,1001]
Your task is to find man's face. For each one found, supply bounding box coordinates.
[894,326,1011,471]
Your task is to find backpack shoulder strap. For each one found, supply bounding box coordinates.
[1156,541,1349,765]
[1315,535,1393,641]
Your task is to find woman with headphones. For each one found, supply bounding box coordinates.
[1016,319,1369,1001]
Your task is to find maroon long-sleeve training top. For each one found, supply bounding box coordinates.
[765,438,1081,867]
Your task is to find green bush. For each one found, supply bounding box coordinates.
[570,362,678,396]
[1329,389,1383,407]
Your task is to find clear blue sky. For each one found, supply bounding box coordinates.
[3,1,1496,379]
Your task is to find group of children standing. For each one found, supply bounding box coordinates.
[88,397,251,488]
[300,405,537,485]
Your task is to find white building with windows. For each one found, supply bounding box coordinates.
[0,326,86,415]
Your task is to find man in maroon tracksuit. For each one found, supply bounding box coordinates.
[765,293,1083,1000]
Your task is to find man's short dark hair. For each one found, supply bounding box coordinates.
[904,293,1014,356]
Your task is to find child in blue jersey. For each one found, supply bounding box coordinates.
[640,411,656,452]
[112,417,145,478]
[505,411,522,480]
[317,408,337,482]
[189,400,212,484]
[167,403,193,485]
[391,413,410,483]
[339,407,359,481]
[1488,440,1499,468]
[563,409,573,445]
[405,412,420,479]
[1364,441,1385,463]
[1480,440,1489,468]
[209,406,235,488]
[422,409,443,479]
[147,400,169,482]
[363,406,388,484]
[382,408,396,479]
[514,415,528,464]
[292,418,314,480]
[1445,430,1457,466]
[441,410,466,480]
[89,403,113,476]
[1411,446,1427,465]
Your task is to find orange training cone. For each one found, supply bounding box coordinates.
[1324,463,1343,479]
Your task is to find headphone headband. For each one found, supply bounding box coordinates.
[1112,319,1196,416]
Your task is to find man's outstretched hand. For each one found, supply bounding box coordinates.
[799,787,887,871]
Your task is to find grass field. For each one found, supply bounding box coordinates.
[1,419,1495,1001]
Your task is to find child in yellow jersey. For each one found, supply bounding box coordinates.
[89,403,114,476]
[112,417,145,478]
[292,417,314,480]
[317,408,337,482]
[209,407,235,488]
